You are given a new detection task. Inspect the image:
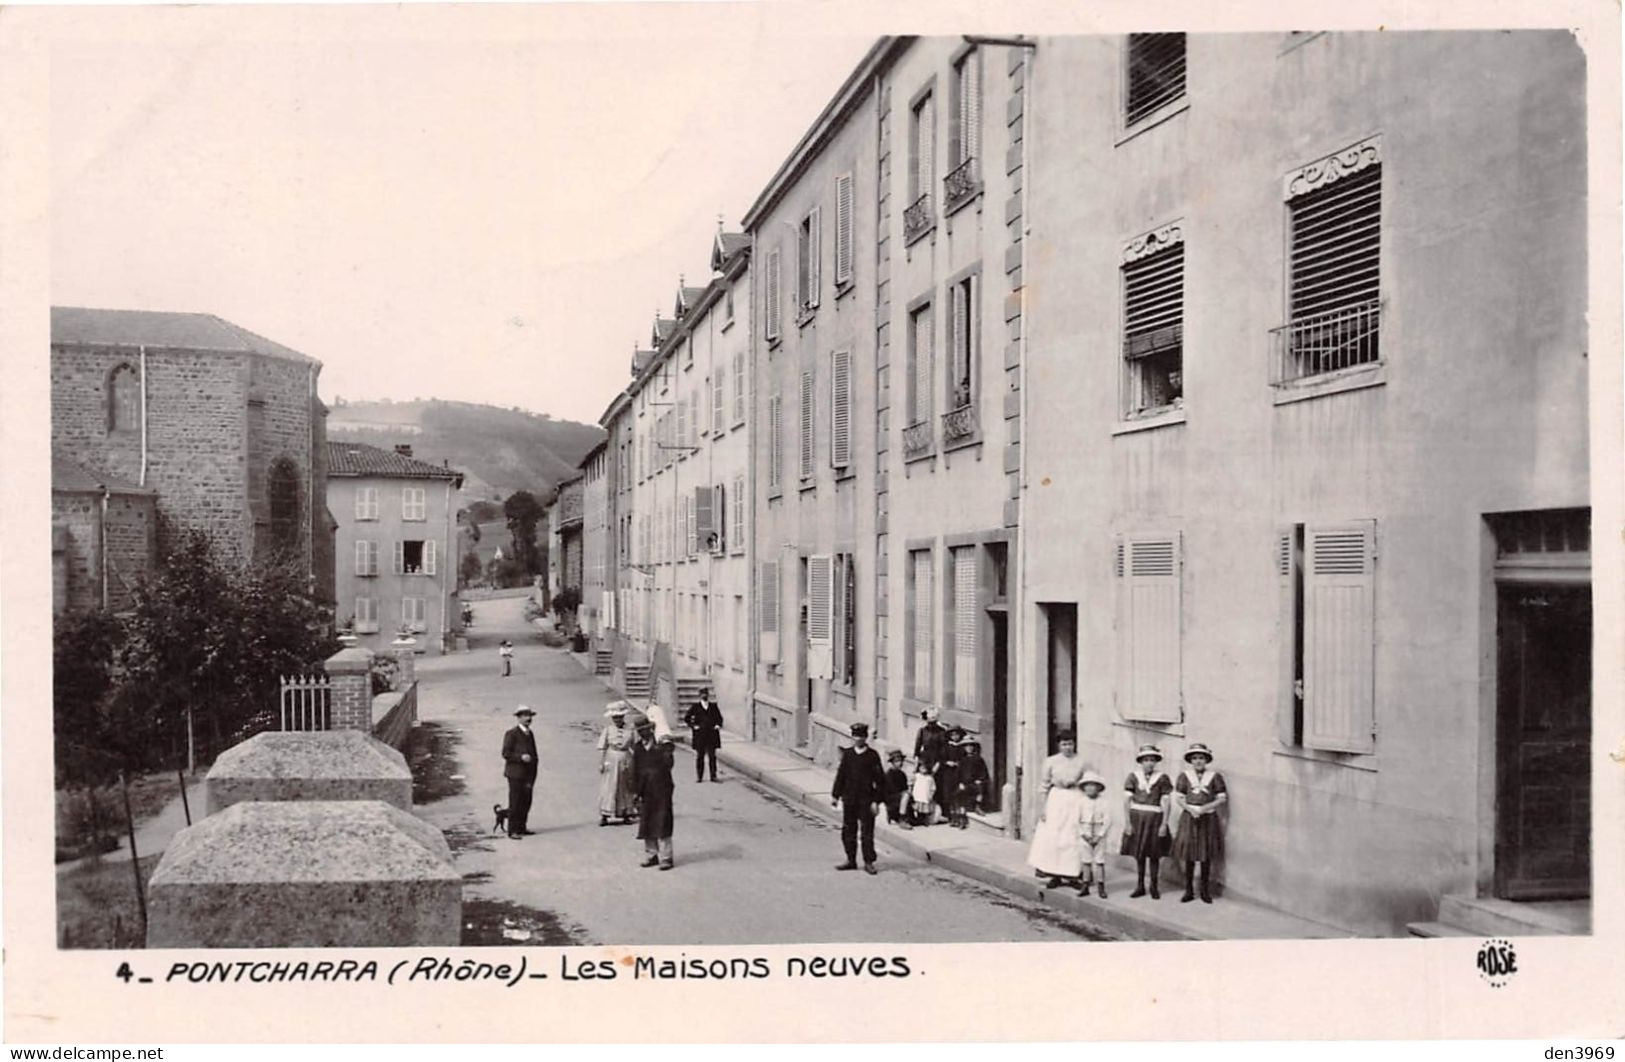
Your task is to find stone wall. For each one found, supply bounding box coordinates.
[247,353,317,564]
[372,682,418,750]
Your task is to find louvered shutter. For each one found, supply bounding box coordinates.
[1303,521,1376,753]
[768,396,783,491]
[676,396,687,451]
[912,551,934,700]
[354,489,366,521]
[689,393,699,447]
[830,350,852,468]
[356,596,376,631]
[713,485,725,552]
[424,539,437,576]
[807,207,821,308]
[394,540,406,576]
[911,308,934,424]
[1126,33,1187,126]
[759,560,780,663]
[798,371,814,481]
[732,473,745,550]
[1123,244,1184,360]
[1118,532,1182,722]
[688,491,702,555]
[953,546,977,709]
[355,540,368,576]
[1290,165,1382,322]
[915,95,935,197]
[808,554,834,679]
[951,278,973,405]
[835,174,854,285]
[732,351,746,423]
[1277,527,1301,745]
[963,50,981,164]
[766,249,781,339]
[712,371,724,435]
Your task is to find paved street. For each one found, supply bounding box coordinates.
[413,595,1110,945]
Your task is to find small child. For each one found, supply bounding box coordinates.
[1077,770,1114,898]
[882,750,910,828]
[908,768,937,827]
[499,639,514,677]
[951,737,991,829]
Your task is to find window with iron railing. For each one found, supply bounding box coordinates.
[946,48,982,213]
[1274,140,1382,385]
[944,273,979,444]
[905,302,935,459]
[1121,228,1184,418]
[1125,33,1187,127]
[906,90,936,244]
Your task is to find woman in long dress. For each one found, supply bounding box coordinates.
[1026,732,1091,888]
[597,703,638,826]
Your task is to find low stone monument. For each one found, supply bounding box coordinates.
[205,730,413,815]
[147,800,461,948]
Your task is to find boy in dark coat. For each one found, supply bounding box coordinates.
[882,749,910,829]
[500,706,539,838]
[682,687,724,783]
[633,726,676,869]
[951,737,991,829]
[831,723,886,874]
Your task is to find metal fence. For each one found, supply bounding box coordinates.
[279,673,332,732]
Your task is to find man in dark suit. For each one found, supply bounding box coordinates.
[633,724,676,869]
[831,722,886,875]
[682,687,724,783]
[501,706,539,838]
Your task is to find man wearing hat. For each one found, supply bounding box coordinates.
[501,707,539,839]
[831,723,886,875]
[682,686,725,784]
[633,724,677,869]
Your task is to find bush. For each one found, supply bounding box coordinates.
[370,655,399,695]
[538,629,568,648]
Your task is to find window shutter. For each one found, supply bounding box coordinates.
[1303,520,1376,753]
[830,350,852,468]
[393,540,405,576]
[355,540,368,576]
[712,371,724,435]
[1118,532,1182,723]
[692,490,707,554]
[766,249,781,340]
[808,207,821,308]
[912,550,934,700]
[798,370,814,481]
[1126,33,1187,126]
[797,223,809,309]
[1289,164,1382,322]
[808,554,834,679]
[689,394,699,447]
[759,560,780,663]
[676,397,687,451]
[424,539,437,576]
[732,351,746,423]
[917,94,935,195]
[713,484,725,551]
[835,174,854,285]
[953,546,977,709]
[964,50,981,163]
[912,308,934,425]
[768,396,783,491]
[1277,527,1301,746]
[354,489,367,521]
[732,473,745,550]
[1123,243,1184,360]
[951,278,973,403]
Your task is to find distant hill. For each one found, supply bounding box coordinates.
[327,399,604,501]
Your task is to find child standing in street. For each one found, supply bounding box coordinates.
[951,737,990,829]
[908,765,937,827]
[1121,744,1173,899]
[883,749,910,828]
[1077,770,1113,898]
[499,639,514,677]
[1173,743,1227,903]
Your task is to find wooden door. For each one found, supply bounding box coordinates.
[1495,584,1591,899]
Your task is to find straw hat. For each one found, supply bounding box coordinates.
[1183,742,1214,763]
[1080,770,1106,791]
[1135,743,1163,763]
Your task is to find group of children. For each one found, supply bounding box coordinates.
[879,727,991,830]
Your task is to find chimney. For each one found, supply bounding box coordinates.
[394,444,413,458]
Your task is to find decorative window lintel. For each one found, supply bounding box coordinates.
[1284,135,1382,200]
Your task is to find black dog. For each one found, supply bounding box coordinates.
[491,804,509,835]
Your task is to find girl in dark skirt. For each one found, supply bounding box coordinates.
[1172,742,1227,903]
[1120,744,1173,899]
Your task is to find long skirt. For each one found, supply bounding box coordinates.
[599,748,637,818]
[1172,810,1224,863]
[1120,806,1169,859]
[1026,785,1086,878]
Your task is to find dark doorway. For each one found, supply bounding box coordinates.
[988,612,1009,811]
[1042,603,1078,754]
[1495,583,1590,900]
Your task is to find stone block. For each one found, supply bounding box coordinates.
[147,800,461,949]
[206,730,413,815]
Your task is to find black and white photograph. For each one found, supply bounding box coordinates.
[2,0,1621,1046]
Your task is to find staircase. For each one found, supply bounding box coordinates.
[1408,895,1591,938]
[674,674,709,710]
[622,662,651,700]
[593,648,612,675]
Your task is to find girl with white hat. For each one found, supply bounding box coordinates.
[1172,743,1227,903]
[1121,744,1173,899]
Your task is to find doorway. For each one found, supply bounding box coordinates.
[1041,603,1078,755]
[989,611,1009,810]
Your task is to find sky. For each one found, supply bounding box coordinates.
[49,7,874,425]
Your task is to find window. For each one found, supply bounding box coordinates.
[1280,521,1377,753]
[354,487,379,521]
[768,395,783,495]
[397,539,436,575]
[108,364,140,432]
[1115,532,1182,722]
[734,594,746,668]
[1121,226,1184,417]
[946,48,982,211]
[798,370,815,483]
[355,540,379,576]
[905,303,934,458]
[688,393,699,449]
[354,596,378,633]
[1275,138,1383,384]
[834,552,857,687]
[725,284,735,324]
[834,173,855,288]
[907,549,934,701]
[910,92,935,202]
[946,274,977,413]
[732,351,746,425]
[268,459,301,553]
[807,554,834,680]
[676,399,687,453]
[1125,33,1187,126]
[402,596,426,633]
[765,248,783,342]
[732,473,746,553]
[797,208,821,314]
[946,545,977,710]
[830,350,852,470]
[759,559,780,664]
[685,493,696,557]
[402,487,427,521]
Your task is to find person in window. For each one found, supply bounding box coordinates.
[1172,743,1227,904]
[1026,731,1089,888]
[951,736,990,829]
[831,723,885,875]
[633,725,677,870]
[682,687,724,783]
[596,703,638,827]
[1121,744,1173,899]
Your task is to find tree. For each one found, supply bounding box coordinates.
[459,549,483,588]
[503,490,544,575]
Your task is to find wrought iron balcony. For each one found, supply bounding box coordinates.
[943,156,980,213]
[902,419,934,460]
[941,402,979,444]
[1270,300,1382,386]
[903,193,934,245]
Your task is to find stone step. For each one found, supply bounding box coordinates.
[1407,921,1478,938]
[1436,895,1590,937]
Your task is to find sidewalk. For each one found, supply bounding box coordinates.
[570,653,1349,942]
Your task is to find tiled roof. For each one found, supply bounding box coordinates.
[631,350,655,377]
[51,306,319,366]
[326,441,463,482]
[52,453,152,494]
[677,286,709,316]
[651,317,677,345]
[712,231,749,270]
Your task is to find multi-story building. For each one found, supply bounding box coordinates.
[548,473,585,611]
[1021,31,1589,934]
[50,306,333,601]
[598,229,753,719]
[579,440,609,640]
[327,442,464,654]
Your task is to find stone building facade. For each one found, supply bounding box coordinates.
[51,455,157,614]
[50,307,333,601]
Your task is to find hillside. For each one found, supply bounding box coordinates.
[327,399,604,501]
